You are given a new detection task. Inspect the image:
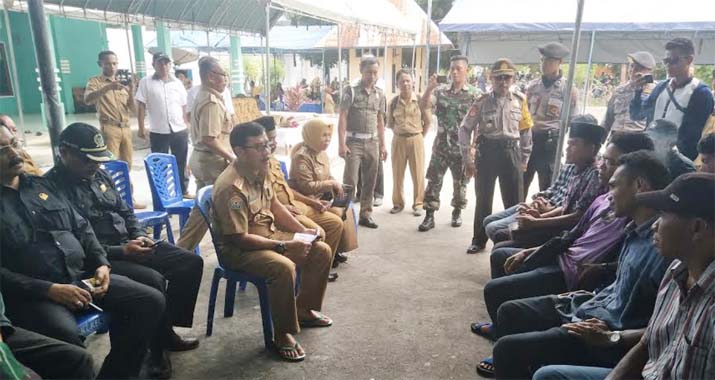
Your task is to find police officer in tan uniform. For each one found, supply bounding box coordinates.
[460,59,534,253]
[213,122,332,362]
[176,57,235,251]
[525,42,578,192]
[602,51,656,138]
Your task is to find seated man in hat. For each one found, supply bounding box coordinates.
[45,122,203,379]
[0,122,164,379]
[502,115,607,249]
[212,122,333,362]
[478,151,672,379]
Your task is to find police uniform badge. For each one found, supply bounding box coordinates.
[100,183,108,193]
[230,198,242,210]
[38,192,48,201]
[93,133,105,148]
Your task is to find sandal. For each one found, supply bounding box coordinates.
[274,342,305,362]
[476,357,495,378]
[470,322,494,340]
[299,312,333,328]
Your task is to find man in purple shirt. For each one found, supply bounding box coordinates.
[472,132,655,343]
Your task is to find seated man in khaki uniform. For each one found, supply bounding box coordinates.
[212,122,333,362]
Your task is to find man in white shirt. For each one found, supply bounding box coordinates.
[135,52,192,196]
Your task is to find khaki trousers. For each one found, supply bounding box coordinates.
[304,205,344,256]
[176,151,229,251]
[391,134,425,210]
[102,123,133,167]
[221,231,332,335]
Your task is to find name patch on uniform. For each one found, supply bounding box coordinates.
[38,192,48,201]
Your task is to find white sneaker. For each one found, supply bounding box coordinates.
[373,197,383,207]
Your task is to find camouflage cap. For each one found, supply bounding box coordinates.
[538,42,570,59]
[491,58,516,76]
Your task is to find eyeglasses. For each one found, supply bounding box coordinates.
[493,75,513,81]
[242,143,271,152]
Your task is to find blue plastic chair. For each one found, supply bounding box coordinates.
[101,160,175,244]
[76,310,110,337]
[144,153,195,246]
[279,160,289,180]
[196,186,275,349]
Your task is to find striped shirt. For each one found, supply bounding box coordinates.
[535,163,576,206]
[642,259,715,380]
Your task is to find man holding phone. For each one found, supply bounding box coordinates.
[602,51,656,139]
[46,123,204,379]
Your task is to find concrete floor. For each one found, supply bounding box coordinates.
[19,107,605,379]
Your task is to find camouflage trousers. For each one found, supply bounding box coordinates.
[423,148,469,211]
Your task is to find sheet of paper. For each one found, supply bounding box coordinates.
[293,233,319,243]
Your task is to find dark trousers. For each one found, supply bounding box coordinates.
[150,130,189,194]
[472,140,523,246]
[7,274,165,379]
[4,326,95,380]
[493,295,625,379]
[496,224,569,250]
[109,242,203,350]
[525,129,559,193]
[357,159,384,198]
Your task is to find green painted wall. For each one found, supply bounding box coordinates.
[0,12,18,115]
[0,11,41,115]
[49,16,108,114]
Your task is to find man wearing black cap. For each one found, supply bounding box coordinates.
[507,115,606,248]
[46,123,203,379]
[136,52,192,197]
[459,58,533,254]
[602,51,656,138]
[524,42,579,193]
[0,123,165,379]
[175,56,234,252]
[630,37,715,160]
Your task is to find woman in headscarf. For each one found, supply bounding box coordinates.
[290,119,358,263]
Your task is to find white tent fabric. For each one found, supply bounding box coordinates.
[441,0,715,64]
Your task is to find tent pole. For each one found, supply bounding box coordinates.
[206,30,211,57]
[338,24,342,101]
[125,21,136,74]
[552,0,585,182]
[27,0,65,162]
[582,30,596,113]
[411,34,416,72]
[423,0,432,90]
[2,4,27,142]
[383,31,388,93]
[436,26,441,74]
[264,2,271,115]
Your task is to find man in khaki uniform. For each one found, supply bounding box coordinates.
[387,69,430,216]
[84,51,134,166]
[459,58,534,253]
[176,57,235,251]
[255,116,343,281]
[213,122,332,362]
[338,55,387,229]
[525,42,579,192]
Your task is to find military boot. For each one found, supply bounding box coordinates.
[451,208,462,227]
[418,210,435,231]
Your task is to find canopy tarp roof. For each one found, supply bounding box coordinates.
[440,0,715,64]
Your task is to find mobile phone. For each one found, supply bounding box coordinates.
[437,75,448,84]
[149,239,165,247]
[641,74,654,84]
[79,278,97,292]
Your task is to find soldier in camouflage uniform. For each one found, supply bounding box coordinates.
[418,55,481,231]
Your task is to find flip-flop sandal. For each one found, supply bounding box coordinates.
[299,312,333,328]
[476,357,495,378]
[274,342,306,362]
[470,322,494,340]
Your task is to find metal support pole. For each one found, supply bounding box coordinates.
[436,27,441,74]
[264,3,271,115]
[552,0,585,181]
[27,0,65,161]
[582,30,596,113]
[423,0,432,89]
[206,30,211,57]
[124,22,135,74]
[2,5,26,140]
[411,35,416,72]
[338,24,342,101]
[383,32,388,92]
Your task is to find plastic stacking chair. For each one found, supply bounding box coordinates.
[76,310,110,338]
[279,160,289,180]
[196,186,275,349]
[101,160,175,243]
[144,153,195,250]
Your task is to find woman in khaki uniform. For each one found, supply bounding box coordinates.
[290,119,358,258]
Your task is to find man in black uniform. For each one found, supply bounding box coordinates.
[0,122,164,379]
[46,122,203,379]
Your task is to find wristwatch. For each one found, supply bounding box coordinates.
[608,331,622,346]
[274,242,287,254]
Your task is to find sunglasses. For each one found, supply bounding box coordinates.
[662,56,688,65]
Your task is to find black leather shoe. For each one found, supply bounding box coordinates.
[147,350,172,380]
[328,272,339,282]
[451,209,462,227]
[418,211,435,232]
[168,332,200,352]
[335,252,348,263]
[332,259,340,268]
[359,216,378,229]
[466,242,486,254]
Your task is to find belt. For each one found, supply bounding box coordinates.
[99,118,129,128]
[347,132,377,140]
[477,137,519,148]
[397,132,421,138]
